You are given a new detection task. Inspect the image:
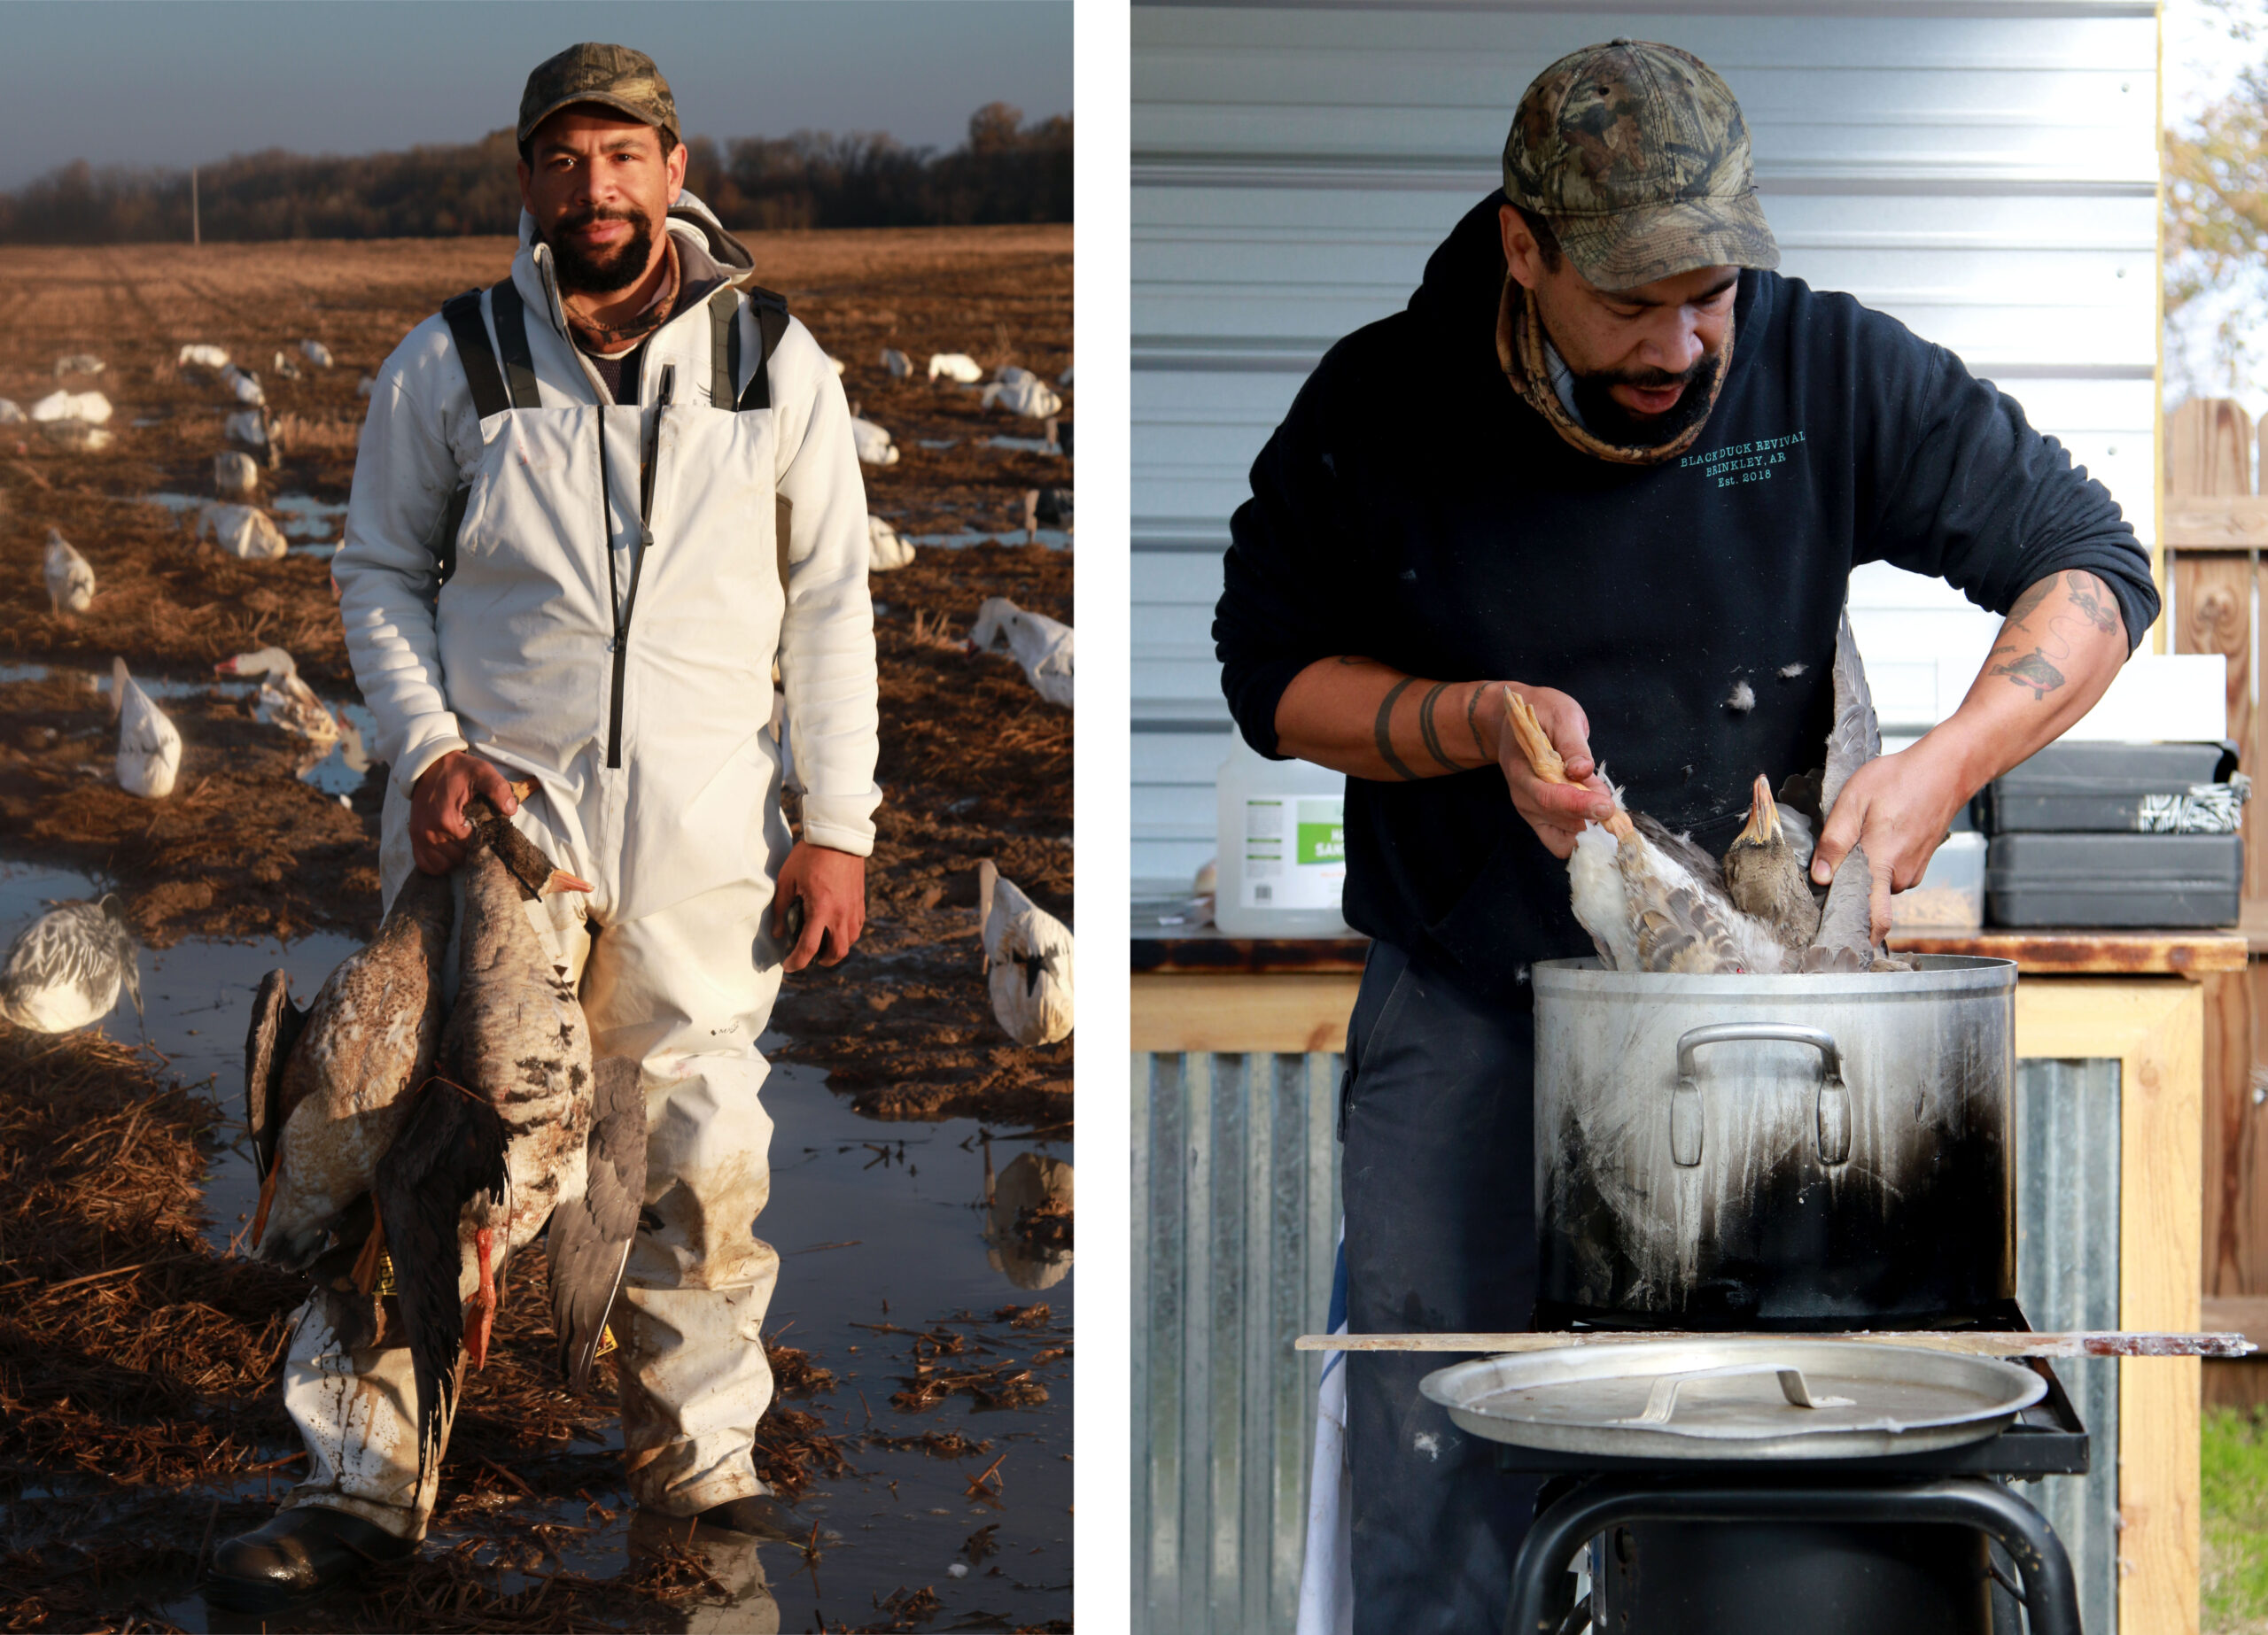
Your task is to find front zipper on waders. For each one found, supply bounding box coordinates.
[599,363,672,769]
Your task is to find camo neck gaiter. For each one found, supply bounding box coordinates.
[1496,276,1731,468]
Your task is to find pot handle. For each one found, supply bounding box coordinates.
[1670,1023,1852,1169]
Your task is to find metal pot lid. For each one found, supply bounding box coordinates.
[1418,1338,2047,1461]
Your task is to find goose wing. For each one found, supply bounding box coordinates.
[1806,608,1889,967]
[548,1055,649,1392]
[244,969,307,1180]
[374,1080,509,1481]
[1819,607,1881,819]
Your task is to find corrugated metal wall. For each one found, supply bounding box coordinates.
[1134,1050,1342,1635]
[1136,1047,2130,1635]
[2016,1058,2122,1635]
[1131,0,2160,883]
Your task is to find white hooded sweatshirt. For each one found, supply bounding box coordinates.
[334,193,880,922]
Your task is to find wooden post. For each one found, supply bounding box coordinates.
[2019,980,2202,1635]
[190,166,198,247]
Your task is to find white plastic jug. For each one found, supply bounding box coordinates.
[1216,735,1352,936]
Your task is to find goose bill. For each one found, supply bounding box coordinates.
[1736,773,1782,845]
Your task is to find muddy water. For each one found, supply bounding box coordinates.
[0,860,1074,1631]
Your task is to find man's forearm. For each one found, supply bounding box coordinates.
[1921,569,2131,794]
[1274,656,1505,782]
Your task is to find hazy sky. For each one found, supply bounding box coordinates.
[0,1,1073,191]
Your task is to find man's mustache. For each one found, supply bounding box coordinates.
[555,205,649,234]
[1593,354,1715,394]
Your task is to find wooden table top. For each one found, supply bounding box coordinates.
[1132,899,2249,980]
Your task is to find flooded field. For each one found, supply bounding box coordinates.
[0,859,1071,1632]
[0,226,1072,1631]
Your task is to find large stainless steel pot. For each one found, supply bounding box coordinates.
[1534,955,2017,1325]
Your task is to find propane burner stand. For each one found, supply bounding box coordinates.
[1493,1359,2088,1635]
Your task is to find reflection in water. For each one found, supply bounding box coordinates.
[626,1509,784,1635]
[983,1145,1073,1291]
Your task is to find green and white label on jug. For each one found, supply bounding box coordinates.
[1242,795,1347,910]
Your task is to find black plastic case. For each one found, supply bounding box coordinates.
[1976,741,2242,834]
[1984,832,2243,928]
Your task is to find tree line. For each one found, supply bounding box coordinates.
[0,102,1069,244]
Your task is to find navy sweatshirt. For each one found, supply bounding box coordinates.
[1214,192,2159,1007]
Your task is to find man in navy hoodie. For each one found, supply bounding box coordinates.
[1215,39,2156,1632]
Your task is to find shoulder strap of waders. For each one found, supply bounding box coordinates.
[710,284,797,599]
[431,279,542,590]
[717,283,792,412]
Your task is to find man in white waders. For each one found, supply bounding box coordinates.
[206,43,879,1610]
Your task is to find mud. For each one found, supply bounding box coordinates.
[0,913,1075,1632]
[0,228,1071,1129]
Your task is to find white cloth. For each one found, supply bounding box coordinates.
[289,191,876,1532]
[1295,1226,1354,1635]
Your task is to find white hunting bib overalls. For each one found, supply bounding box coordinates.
[312,192,880,1534]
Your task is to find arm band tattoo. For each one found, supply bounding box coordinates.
[1373,677,1420,781]
[1417,680,1459,773]
[1464,683,1490,761]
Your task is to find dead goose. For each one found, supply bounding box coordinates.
[1505,693,1785,974]
[1795,608,1904,972]
[376,803,642,1475]
[245,869,454,1269]
[0,894,142,1036]
[979,859,1073,1047]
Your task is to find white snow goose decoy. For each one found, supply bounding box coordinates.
[978,860,1073,1047]
[111,658,182,799]
[0,894,142,1036]
[43,528,94,615]
[198,501,289,561]
[217,646,338,744]
[981,376,1063,421]
[214,449,260,497]
[851,416,900,467]
[928,353,983,384]
[966,596,1073,709]
[868,515,915,571]
[299,338,335,368]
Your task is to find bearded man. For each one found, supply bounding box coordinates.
[1214,40,2157,1633]
[206,43,879,1610]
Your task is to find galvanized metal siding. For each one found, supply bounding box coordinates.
[2016,1057,2122,1635]
[1135,1050,1342,1635]
[1137,1045,2132,1635]
[1131,1,2159,881]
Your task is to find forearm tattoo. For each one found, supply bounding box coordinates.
[1417,681,1460,773]
[1464,682,1491,762]
[1373,676,1419,780]
[1987,570,2121,701]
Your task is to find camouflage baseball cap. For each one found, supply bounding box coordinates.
[518,43,680,148]
[1503,39,1777,290]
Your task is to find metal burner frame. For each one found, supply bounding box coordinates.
[1493,1359,2090,1635]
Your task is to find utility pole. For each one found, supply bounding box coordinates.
[190,167,199,246]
